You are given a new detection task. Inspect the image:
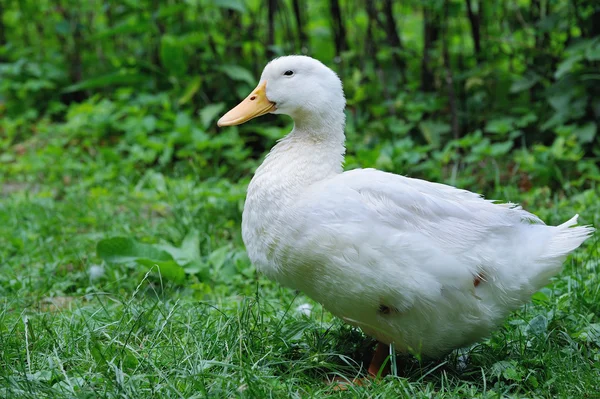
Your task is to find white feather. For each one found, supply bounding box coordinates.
[239,56,594,358]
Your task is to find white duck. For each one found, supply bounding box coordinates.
[218,56,594,375]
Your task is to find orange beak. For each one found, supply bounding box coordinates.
[217,81,276,127]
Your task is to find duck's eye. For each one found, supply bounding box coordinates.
[283,70,294,76]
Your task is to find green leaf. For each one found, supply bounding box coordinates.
[97,237,173,264]
[208,245,238,280]
[200,103,226,129]
[208,245,231,270]
[527,314,548,335]
[97,237,189,283]
[182,259,207,275]
[510,73,541,93]
[62,71,147,93]
[135,259,185,283]
[485,118,516,135]
[575,123,597,144]
[419,121,450,148]
[219,65,256,87]
[554,55,582,79]
[213,0,247,13]
[531,290,550,304]
[584,38,600,61]
[160,35,187,77]
[157,229,201,265]
[157,4,188,18]
[91,20,152,40]
[178,76,202,105]
[503,367,523,381]
[181,230,201,259]
[491,360,514,377]
[490,141,513,156]
[578,323,600,346]
[55,21,71,36]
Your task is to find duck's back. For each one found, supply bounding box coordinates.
[247,168,593,356]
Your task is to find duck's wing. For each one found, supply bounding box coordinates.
[296,168,543,264]
[287,168,587,309]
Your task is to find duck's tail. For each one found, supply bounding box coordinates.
[541,215,594,260]
[532,214,594,287]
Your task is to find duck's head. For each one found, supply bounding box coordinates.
[217,56,345,128]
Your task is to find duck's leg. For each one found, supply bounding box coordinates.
[329,342,392,390]
[368,342,391,377]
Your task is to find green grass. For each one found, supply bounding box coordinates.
[1,147,599,398]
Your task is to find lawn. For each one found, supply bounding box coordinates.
[1,125,599,398]
[1,0,600,397]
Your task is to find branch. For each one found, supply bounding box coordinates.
[443,0,460,139]
[465,0,481,62]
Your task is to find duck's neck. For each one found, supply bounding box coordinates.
[242,112,345,262]
[252,112,346,195]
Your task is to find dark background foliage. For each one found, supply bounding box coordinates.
[1,2,600,397]
[1,0,599,194]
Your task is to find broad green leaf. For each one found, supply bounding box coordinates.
[220,65,256,87]
[181,230,201,260]
[575,122,597,144]
[516,113,538,128]
[490,141,513,156]
[91,20,151,40]
[97,237,173,264]
[578,323,600,346]
[178,76,202,105]
[160,35,187,77]
[531,290,550,304]
[97,237,188,283]
[585,40,600,61]
[157,229,201,265]
[485,118,516,135]
[527,314,548,335]
[136,259,185,283]
[419,121,450,148]
[157,4,188,18]
[503,366,523,381]
[213,0,247,13]
[208,245,238,280]
[510,73,540,93]
[55,21,71,36]
[200,103,225,129]
[490,360,514,377]
[175,112,192,131]
[554,55,582,79]
[142,115,157,132]
[547,93,571,112]
[208,246,231,270]
[182,259,207,275]
[62,71,147,93]
[388,120,414,136]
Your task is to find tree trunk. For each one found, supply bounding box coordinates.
[365,1,379,63]
[267,0,277,58]
[0,1,6,48]
[56,5,84,102]
[421,5,439,92]
[442,0,459,139]
[70,10,85,101]
[591,7,600,37]
[0,1,6,62]
[465,0,481,62]
[151,0,166,70]
[382,0,406,81]
[329,0,348,56]
[291,0,307,50]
